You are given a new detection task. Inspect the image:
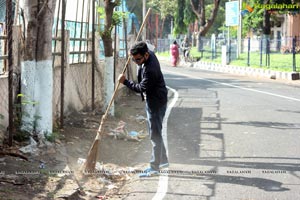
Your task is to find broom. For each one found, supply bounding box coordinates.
[83,8,152,173]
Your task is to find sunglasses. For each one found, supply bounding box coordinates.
[131,55,146,63]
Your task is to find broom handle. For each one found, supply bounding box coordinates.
[96,8,152,136]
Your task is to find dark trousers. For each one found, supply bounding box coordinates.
[146,103,168,171]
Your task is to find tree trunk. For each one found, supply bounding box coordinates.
[263,9,271,35]
[21,0,56,135]
[190,0,221,37]
[159,18,165,39]
[102,35,113,57]
[100,0,120,116]
[262,0,271,54]
[155,14,159,45]
[102,0,117,57]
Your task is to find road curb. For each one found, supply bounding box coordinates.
[158,56,300,83]
[192,61,300,81]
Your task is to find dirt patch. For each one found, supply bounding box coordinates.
[0,91,150,199]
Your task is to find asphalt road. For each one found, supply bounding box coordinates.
[120,62,300,200]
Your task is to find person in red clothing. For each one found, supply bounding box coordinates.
[170,40,179,67]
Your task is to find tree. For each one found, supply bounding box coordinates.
[242,0,264,36]
[172,0,221,50]
[174,0,188,35]
[148,0,177,19]
[190,0,221,36]
[21,0,56,136]
[206,3,225,36]
[99,0,123,57]
[148,0,177,37]
[242,0,300,37]
[263,0,271,36]
[98,0,125,115]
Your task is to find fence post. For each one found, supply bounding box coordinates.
[247,37,250,66]
[198,35,203,52]
[228,39,231,63]
[60,0,66,129]
[91,0,95,110]
[211,34,216,60]
[292,36,296,71]
[260,38,263,67]
[7,0,13,146]
[265,38,270,67]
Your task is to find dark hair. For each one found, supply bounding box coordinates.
[173,41,177,45]
[130,41,148,56]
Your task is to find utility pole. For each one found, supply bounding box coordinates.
[237,0,242,58]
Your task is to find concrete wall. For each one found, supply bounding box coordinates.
[52,56,133,120]
[53,62,104,117]
[0,29,137,141]
[0,75,8,130]
[0,57,132,137]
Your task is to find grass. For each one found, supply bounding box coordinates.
[158,47,300,72]
[230,52,299,72]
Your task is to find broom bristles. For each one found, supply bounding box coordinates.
[83,116,105,173]
[83,138,100,173]
[82,8,152,174]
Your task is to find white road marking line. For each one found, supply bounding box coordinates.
[152,86,179,200]
[163,69,300,102]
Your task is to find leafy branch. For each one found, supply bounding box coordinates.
[97,5,128,38]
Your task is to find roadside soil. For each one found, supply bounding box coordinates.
[0,90,151,200]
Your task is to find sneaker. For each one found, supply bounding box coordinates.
[159,163,169,169]
[139,167,159,177]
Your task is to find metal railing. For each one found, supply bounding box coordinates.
[156,36,300,72]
